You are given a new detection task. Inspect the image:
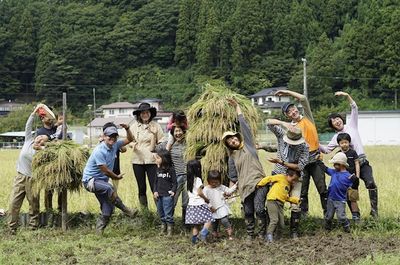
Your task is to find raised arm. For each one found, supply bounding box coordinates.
[335,91,358,128]
[276,89,314,122]
[228,98,254,148]
[275,89,304,100]
[120,123,134,146]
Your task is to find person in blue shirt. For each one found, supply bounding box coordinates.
[323,152,357,233]
[82,123,137,234]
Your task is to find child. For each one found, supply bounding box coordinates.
[336,133,361,222]
[203,170,237,240]
[324,152,358,233]
[153,149,177,236]
[166,110,188,150]
[185,160,213,244]
[257,169,300,243]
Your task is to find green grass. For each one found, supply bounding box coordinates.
[1,146,400,265]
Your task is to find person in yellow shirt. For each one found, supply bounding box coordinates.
[257,169,300,243]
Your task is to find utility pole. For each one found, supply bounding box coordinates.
[61,92,68,231]
[93,88,96,118]
[88,104,92,148]
[301,58,307,98]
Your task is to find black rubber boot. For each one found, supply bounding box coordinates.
[96,215,110,235]
[114,197,138,218]
[368,189,378,218]
[139,195,148,209]
[290,211,301,239]
[325,220,333,231]
[256,216,267,239]
[320,191,328,216]
[245,216,255,241]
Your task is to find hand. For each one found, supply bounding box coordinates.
[227,98,238,107]
[153,192,159,200]
[115,173,125,180]
[255,143,261,149]
[267,158,283,165]
[274,90,289,97]
[266,119,282,125]
[120,123,129,130]
[204,198,210,204]
[32,104,44,115]
[210,207,216,213]
[334,91,349,97]
[168,191,175,197]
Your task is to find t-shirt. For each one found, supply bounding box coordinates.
[82,140,125,183]
[188,177,206,206]
[325,168,354,201]
[170,140,186,176]
[340,149,358,175]
[203,184,237,219]
[154,167,177,197]
[36,126,59,140]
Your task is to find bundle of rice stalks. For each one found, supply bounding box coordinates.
[185,83,259,177]
[31,141,89,195]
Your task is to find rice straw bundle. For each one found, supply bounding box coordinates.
[185,83,259,176]
[31,141,89,195]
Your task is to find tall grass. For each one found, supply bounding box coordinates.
[1,146,399,220]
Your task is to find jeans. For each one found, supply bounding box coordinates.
[84,179,115,217]
[300,160,327,213]
[174,174,188,209]
[157,196,174,224]
[325,198,349,229]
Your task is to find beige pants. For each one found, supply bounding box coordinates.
[8,173,40,230]
[290,180,302,212]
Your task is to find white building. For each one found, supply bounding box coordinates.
[249,87,291,114]
[347,110,400,145]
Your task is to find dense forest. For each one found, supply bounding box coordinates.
[0,0,399,117]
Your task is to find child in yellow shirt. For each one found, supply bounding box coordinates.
[257,169,300,242]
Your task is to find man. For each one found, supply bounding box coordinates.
[266,120,309,238]
[274,89,328,216]
[82,123,137,234]
[222,99,268,241]
[320,91,378,218]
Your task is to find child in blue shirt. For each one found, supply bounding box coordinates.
[323,152,357,233]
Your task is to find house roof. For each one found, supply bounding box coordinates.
[0,131,34,137]
[249,87,288,98]
[100,102,136,109]
[256,101,288,109]
[88,117,135,127]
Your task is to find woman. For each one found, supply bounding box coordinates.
[168,126,189,224]
[130,102,165,208]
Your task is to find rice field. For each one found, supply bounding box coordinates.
[1,145,399,220]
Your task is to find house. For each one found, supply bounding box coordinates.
[0,100,23,116]
[346,110,400,145]
[249,87,291,114]
[100,102,136,118]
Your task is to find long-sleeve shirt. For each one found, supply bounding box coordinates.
[267,124,309,178]
[130,120,165,164]
[230,114,265,202]
[16,114,36,177]
[320,101,365,156]
[324,167,356,201]
[154,167,177,197]
[257,174,300,204]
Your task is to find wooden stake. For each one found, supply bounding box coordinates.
[61,92,68,231]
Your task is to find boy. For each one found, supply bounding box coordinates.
[82,123,137,234]
[324,152,357,233]
[336,133,360,222]
[257,169,301,243]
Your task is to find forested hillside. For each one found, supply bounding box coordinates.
[0,0,398,114]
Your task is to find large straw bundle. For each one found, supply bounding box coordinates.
[185,83,259,176]
[31,141,89,195]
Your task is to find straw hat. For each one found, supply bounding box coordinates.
[283,128,305,145]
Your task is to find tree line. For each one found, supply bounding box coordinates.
[0,0,398,129]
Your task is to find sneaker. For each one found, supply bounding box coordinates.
[265,233,273,243]
[191,235,199,245]
[290,232,299,239]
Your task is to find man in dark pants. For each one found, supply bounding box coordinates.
[274,89,328,216]
[222,99,268,241]
[320,91,378,218]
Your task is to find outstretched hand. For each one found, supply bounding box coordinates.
[120,123,129,129]
[334,91,348,97]
[274,90,289,97]
[227,98,238,107]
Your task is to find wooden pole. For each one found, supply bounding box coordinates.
[61,92,68,231]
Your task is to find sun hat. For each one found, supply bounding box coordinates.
[103,126,119,137]
[221,131,243,147]
[37,104,56,120]
[329,152,349,167]
[283,127,305,145]
[132,102,157,121]
[281,102,295,115]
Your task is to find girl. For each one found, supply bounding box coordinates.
[153,149,177,236]
[203,170,237,240]
[166,110,188,150]
[185,160,213,244]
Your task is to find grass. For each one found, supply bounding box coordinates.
[1,146,400,265]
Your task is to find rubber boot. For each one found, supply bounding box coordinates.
[244,217,255,241]
[199,227,209,242]
[160,223,167,235]
[256,216,267,240]
[320,192,328,216]
[96,215,110,235]
[139,195,148,209]
[167,224,174,236]
[114,197,138,218]
[290,211,301,239]
[368,189,378,218]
